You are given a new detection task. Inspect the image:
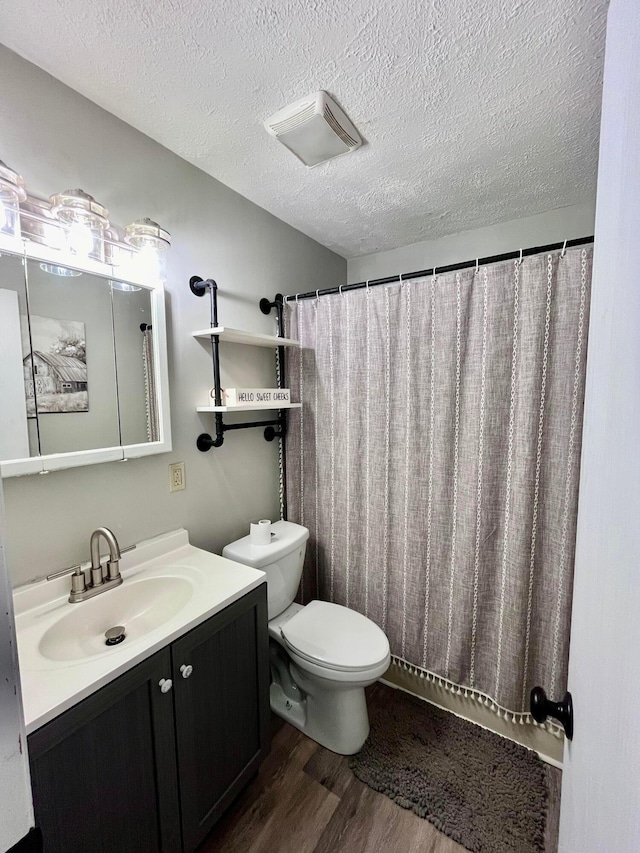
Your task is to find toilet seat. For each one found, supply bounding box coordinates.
[280,600,389,673]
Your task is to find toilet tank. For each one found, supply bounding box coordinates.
[222,520,309,620]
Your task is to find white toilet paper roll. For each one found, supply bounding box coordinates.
[250,519,271,546]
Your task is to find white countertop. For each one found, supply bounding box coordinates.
[13,529,265,735]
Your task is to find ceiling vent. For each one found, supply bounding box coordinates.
[264,91,362,167]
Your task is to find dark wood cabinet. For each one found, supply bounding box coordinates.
[28,647,182,853]
[28,584,269,853]
[172,591,270,850]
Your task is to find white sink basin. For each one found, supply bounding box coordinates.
[13,528,266,734]
[38,575,194,662]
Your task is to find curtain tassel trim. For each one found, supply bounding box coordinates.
[389,656,563,737]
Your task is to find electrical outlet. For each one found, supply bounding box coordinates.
[169,462,186,492]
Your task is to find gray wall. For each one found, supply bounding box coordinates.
[347,202,596,282]
[0,44,346,586]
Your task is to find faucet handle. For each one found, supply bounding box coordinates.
[70,569,87,595]
[106,559,121,582]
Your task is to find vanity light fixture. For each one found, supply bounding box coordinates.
[124,218,171,282]
[2,158,172,283]
[103,225,126,265]
[102,226,149,290]
[0,160,27,238]
[49,188,109,261]
[20,195,64,250]
[124,217,171,251]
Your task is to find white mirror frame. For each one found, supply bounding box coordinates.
[0,232,171,477]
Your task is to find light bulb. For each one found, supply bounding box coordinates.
[68,221,94,256]
[138,245,161,281]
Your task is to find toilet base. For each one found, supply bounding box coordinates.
[270,682,306,730]
[270,663,371,755]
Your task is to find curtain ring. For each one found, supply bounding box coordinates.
[366,279,370,291]
[295,293,300,304]
[315,290,320,300]
[475,258,479,275]
[339,284,344,296]
[518,249,523,266]
[560,239,567,259]
[433,266,437,280]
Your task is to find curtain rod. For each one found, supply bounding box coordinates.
[285,235,594,302]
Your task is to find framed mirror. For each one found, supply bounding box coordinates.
[0,237,171,476]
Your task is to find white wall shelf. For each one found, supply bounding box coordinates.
[197,403,301,413]
[192,327,298,348]
[190,278,295,451]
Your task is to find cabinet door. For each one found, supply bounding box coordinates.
[28,648,181,853]
[171,584,270,851]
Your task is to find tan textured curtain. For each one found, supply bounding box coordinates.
[284,247,591,718]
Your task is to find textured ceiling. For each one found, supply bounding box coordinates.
[0,0,607,258]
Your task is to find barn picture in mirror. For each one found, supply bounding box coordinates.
[25,259,120,456]
[23,315,88,415]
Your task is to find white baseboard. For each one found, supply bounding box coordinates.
[380,661,564,768]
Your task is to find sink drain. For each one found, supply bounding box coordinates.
[105,625,126,646]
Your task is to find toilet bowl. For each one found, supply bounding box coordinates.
[222,521,390,755]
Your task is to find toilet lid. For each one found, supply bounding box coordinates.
[281,600,389,672]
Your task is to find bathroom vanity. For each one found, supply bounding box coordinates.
[13,530,270,853]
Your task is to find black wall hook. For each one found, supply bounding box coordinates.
[530,686,574,740]
[189,275,217,298]
[259,293,284,316]
[264,424,286,441]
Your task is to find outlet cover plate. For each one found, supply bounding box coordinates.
[169,462,185,492]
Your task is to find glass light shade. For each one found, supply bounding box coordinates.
[40,263,82,277]
[124,218,171,251]
[67,221,95,255]
[104,226,135,267]
[50,188,109,261]
[20,195,64,249]
[0,160,27,238]
[124,218,170,282]
[109,279,141,292]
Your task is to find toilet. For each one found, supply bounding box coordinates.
[223,520,390,755]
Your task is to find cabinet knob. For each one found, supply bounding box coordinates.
[159,678,173,694]
[180,664,193,679]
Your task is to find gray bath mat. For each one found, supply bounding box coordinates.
[349,688,549,853]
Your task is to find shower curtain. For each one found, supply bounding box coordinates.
[284,247,591,720]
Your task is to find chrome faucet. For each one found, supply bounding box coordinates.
[69,527,123,603]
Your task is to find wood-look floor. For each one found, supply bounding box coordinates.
[200,685,561,853]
